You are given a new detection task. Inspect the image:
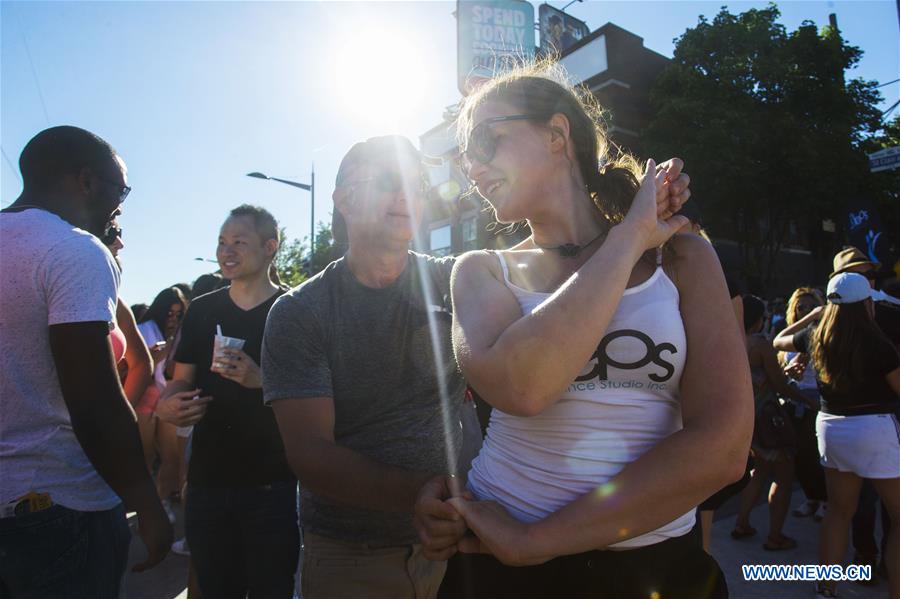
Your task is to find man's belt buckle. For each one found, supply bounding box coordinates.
[1,492,53,518]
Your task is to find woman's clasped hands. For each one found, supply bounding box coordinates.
[414,475,552,567]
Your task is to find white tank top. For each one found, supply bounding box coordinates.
[466,249,695,549]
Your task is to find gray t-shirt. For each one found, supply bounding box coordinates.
[0,208,120,511]
[262,252,467,545]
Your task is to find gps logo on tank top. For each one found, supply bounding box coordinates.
[574,329,677,384]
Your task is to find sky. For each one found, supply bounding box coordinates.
[2,0,898,304]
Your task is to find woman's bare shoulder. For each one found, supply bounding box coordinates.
[667,232,718,263]
[664,233,723,286]
[453,249,503,286]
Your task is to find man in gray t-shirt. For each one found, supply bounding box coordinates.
[262,136,477,599]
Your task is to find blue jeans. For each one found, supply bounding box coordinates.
[0,503,130,599]
[185,481,299,599]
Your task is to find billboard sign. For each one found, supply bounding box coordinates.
[457,0,535,95]
[846,198,894,276]
[869,145,900,173]
[538,4,589,56]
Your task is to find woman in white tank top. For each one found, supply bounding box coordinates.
[415,62,754,599]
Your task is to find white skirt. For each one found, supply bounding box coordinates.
[816,411,900,479]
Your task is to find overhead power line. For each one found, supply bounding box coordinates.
[15,10,50,124]
[1,146,22,186]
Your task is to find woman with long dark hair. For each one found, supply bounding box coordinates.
[415,61,753,598]
[775,272,900,597]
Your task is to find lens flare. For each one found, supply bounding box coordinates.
[384,138,461,481]
[595,482,616,498]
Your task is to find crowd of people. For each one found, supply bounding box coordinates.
[1,61,898,599]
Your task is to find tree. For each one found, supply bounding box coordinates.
[643,4,885,290]
[274,221,334,288]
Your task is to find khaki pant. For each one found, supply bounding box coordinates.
[301,531,446,599]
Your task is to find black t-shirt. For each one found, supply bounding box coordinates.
[793,325,900,416]
[175,286,294,487]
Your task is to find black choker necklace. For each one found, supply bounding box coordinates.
[534,230,605,258]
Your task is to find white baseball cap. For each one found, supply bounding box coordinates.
[826,272,900,305]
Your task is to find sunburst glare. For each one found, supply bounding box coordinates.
[330,28,430,131]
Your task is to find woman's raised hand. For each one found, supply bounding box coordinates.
[655,158,691,220]
[621,159,691,251]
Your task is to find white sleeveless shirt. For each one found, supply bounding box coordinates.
[466,250,695,548]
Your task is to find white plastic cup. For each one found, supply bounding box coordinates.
[212,334,245,371]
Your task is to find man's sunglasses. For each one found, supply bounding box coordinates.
[100,226,122,246]
[460,114,543,170]
[96,176,131,202]
[352,170,428,195]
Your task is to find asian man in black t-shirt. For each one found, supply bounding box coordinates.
[155,205,298,598]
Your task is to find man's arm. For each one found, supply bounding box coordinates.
[264,290,433,512]
[49,321,172,571]
[154,300,213,425]
[154,362,212,426]
[272,396,433,513]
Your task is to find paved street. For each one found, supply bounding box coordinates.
[122,487,890,598]
[122,508,190,599]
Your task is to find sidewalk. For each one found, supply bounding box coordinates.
[122,507,190,599]
[710,488,889,598]
[122,487,890,598]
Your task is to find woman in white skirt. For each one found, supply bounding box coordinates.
[774,272,900,597]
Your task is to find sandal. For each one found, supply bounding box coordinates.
[763,534,797,551]
[730,524,757,539]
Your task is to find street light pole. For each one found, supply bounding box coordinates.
[310,164,315,253]
[246,166,315,264]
